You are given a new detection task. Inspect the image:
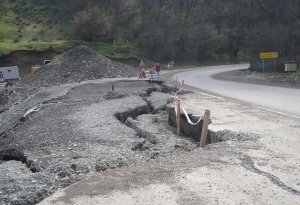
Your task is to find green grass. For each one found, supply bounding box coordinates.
[0,0,69,47]
[0,0,141,59]
[0,39,141,61]
[0,10,17,40]
[0,39,81,55]
[80,41,140,59]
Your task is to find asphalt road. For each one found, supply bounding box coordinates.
[174,64,300,117]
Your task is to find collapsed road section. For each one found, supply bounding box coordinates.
[0,78,255,205]
[0,80,193,204]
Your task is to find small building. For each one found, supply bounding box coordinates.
[0,66,20,82]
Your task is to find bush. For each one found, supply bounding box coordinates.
[30,34,38,41]
[13,38,19,43]
[72,4,109,41]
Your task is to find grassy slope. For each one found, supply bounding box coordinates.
[0,0,139,58]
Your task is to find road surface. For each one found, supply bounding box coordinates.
[174,64,300,117]
[39,69,300,205]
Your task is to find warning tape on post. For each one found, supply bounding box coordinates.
[181,105,202,126]
[170,80,203,126]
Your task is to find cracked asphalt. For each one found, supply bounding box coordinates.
[39,75,300,204]
[1,74,299,205]
[1,79,188,204]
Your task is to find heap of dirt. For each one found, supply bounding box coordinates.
[18,46,138,87]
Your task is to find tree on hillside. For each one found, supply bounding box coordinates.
[72,5,109,41]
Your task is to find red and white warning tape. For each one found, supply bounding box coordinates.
[170,78,203,126]
[181,106,203,126]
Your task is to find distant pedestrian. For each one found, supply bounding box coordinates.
[155,63,161,79]
[139,68,146,78]
[139,59,145,78]
[139,59,145,68]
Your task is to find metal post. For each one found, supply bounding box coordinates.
[274,59,276,72]
[263,59,265,73]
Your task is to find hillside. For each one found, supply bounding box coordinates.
[0,0,140,58]
[0,0,300,65]
[0,0,69,54]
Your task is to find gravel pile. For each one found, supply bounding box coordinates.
[0,84,30,113]
[18,46,138,87]
[0,161,57,205]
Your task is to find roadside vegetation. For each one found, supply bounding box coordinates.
[0,0,300,64]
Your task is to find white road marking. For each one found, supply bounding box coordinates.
[252,106,300,120]
[199,92,224,99]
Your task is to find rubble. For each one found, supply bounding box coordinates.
[0,53,259,204]
[0,161,57,205]
[1,80,185,204]
[0,79,258,204]
[18,46,139,88]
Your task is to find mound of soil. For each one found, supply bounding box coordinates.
[18,46,138,87]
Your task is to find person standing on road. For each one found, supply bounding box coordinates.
[139,59,145,69]
[139,59,145,78]
[155,63,161,79]
[139,68,146,78]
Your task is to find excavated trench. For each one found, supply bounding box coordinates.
[114,84,248,148]
[0,81,257,205]
[0,148,38,172]
[114,91,205,148]
[115,104,152,123]
[114,87,158,123]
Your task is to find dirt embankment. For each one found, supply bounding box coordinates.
[0,50,59,77]
[0,46,140,112]
[213,69,300,89]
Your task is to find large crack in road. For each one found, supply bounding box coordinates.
[1,78,282,205]
[0,80,196,204]
[240,154,300,195]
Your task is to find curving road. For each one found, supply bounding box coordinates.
[174,64,300,117]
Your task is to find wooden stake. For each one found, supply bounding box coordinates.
[176,101,181,136]
[199,110,210,147]
[112,82,115,92]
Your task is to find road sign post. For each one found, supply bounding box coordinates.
[260,52,278,72]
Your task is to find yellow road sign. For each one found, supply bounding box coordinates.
[260,52,278,59]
